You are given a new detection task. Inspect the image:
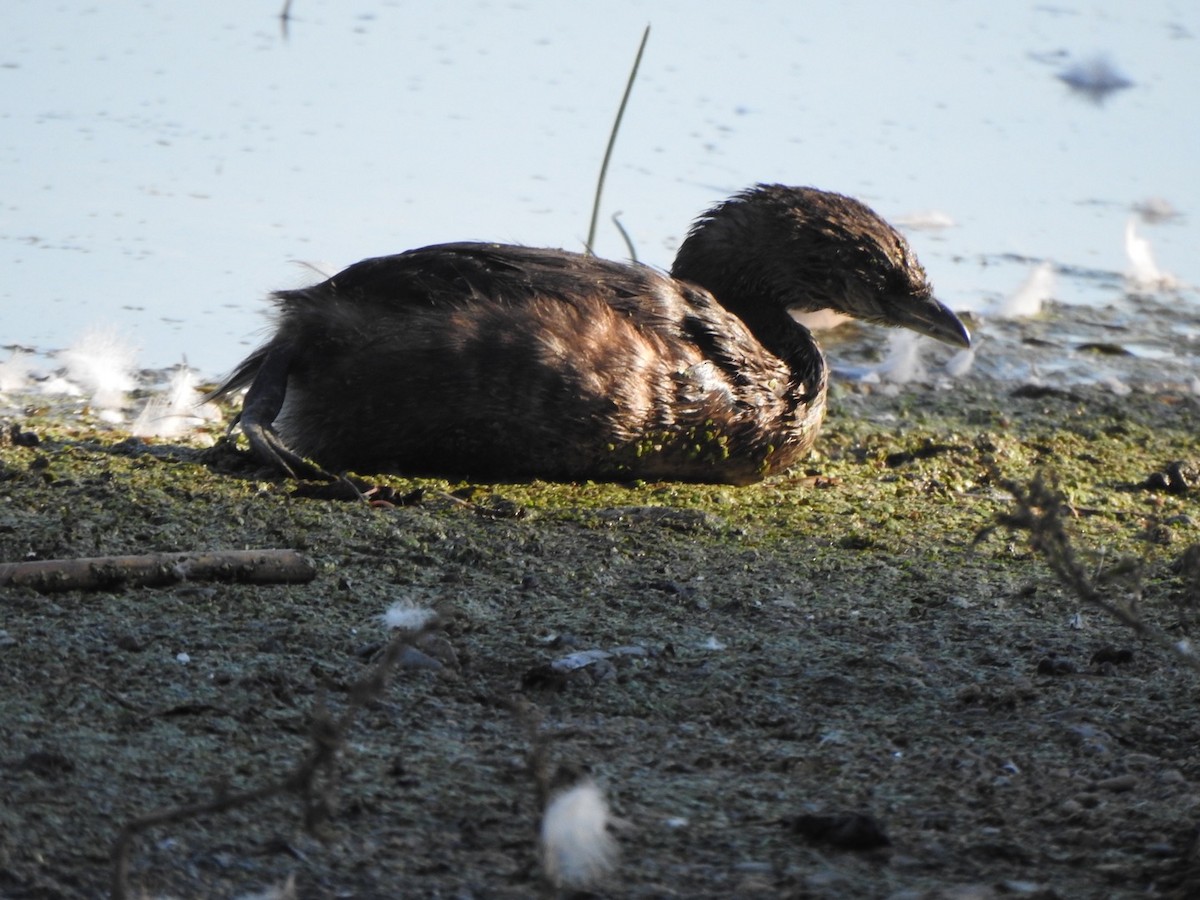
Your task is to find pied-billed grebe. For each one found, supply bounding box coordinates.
[211,184,970,484]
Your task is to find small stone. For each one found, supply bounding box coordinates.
[786,812,891,851]
[1059,798,1084,817]
[9,424,39,447]
[397,646,443,671]
[1122,753,1159,770]
[1093,773,1137,792]
[114,634,144,652]
[732,861,773,874]
[1036,656,1076,676]
[1090,646,1134,666]
[414,633,460,671]
[999,881,1048,895]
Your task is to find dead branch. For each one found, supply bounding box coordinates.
[0,549,315,593]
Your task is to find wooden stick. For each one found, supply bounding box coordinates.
[0,549,315,593]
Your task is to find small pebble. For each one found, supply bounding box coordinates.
[999,881,1047,895]
[398,646,443,671]
[1059,798,1084,817]
[115,634,144,652]
[1094,773,1137,793]
[1123,753,1159,770]
[1091,645,1134,666]
[1036,656,1076,676]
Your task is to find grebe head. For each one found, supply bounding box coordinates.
[671,183,970,348]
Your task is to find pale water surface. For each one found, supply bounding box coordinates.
[2,1,1197,380]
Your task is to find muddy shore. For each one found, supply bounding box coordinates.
[2,369,1199,898]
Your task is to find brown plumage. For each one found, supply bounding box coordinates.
[210,184,970,484]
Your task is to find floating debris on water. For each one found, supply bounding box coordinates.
[1,335,222,445]
[57,327,138,413]
[944,339,978,379]
[132,363,221,439]
[1055,54,1134,104]
[994,261,1056,319]
[875,330,928,385]
[1133,197,1182,225]
[0,348,35,394]
[893,209,956,231]
[1125,218,1178,291]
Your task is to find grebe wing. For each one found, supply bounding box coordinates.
[287,242,669,314]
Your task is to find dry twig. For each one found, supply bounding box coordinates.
[110,621,434,899]
[990,470,1200,673]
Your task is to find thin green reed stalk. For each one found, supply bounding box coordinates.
[585,25,650,256]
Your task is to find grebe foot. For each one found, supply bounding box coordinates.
[241,419,334,481]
